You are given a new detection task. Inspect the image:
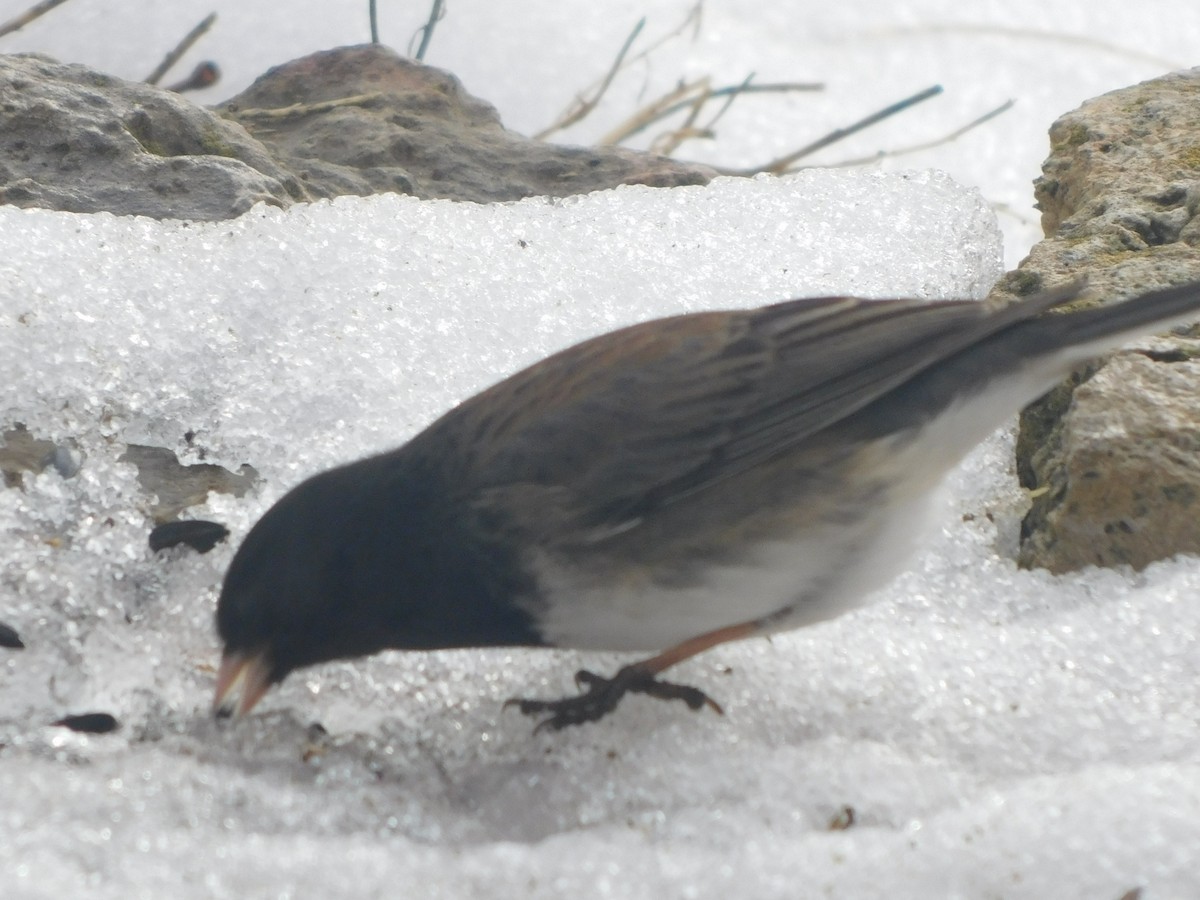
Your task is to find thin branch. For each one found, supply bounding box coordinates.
[650,81,716,156]
[230,92,383,121]
[652,126,716,156]
[144,12,217,85]
[534,17,645,140]
[596,77,704,145]
[166,61,221,94]
[865,23,1180,71]
[729,84,944,176]
[652,72,760,156]
[535,3,704,141]
[613,77,824,148]
[698,73,758,133]
[369,0,379,44]
[685,0,703,39]
[659,80,823,120]
[0,0,74,39]
[616,1,704,72]
[0,0,76,38]
[410,0,446,62]
[831,99,1015,167]
[989,200,1039,228]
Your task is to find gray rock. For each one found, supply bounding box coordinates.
[0,424,255,524]
[0,45,714,221]
[1023,349,1200,571]
[118,444,258,523]
[217,44,716,204]
[1034,70,1200,248]
[1003,66,1200,572]
[0,52,308,220]
[0,424,79,486]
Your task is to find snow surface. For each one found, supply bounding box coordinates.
[3,171,1199,900]
[3,2,1200,899]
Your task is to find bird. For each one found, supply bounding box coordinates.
[213,278,1200,731]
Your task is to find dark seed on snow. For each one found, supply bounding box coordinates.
[0,622,23,649]
[149,520,230,554]
[52,712,120,734]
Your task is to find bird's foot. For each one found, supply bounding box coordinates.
[506,664,723,732]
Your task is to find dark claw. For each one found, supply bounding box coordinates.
[505,665,723,732]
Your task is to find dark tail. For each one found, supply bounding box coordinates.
[1036,280,1200,355]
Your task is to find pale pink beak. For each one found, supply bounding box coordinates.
[213,650,274,719]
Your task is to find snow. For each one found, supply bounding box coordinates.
[2,2,1200,899]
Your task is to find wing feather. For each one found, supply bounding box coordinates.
[416,285,1083,530]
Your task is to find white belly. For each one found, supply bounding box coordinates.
[529,461,950,652]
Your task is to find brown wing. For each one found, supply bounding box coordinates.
[417,285,1082,530]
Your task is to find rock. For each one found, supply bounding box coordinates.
[217,44,716,203]
[1034,69,1200,246]
[0,46,715,222]
[0,424,80,486]
[2,423,255,522]
[1020,348,1200,570]
[1002,66,1200,572]
[118,445,258,523]
[0,52,308,220]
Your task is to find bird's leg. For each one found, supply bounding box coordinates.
[509,665,719,733]
[506,621,758,732]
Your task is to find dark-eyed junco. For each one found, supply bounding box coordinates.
[214,279,1200,731]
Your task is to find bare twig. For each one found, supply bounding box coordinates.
[651,80,717,156]
[866,24,1180,71]
[661,80,823,120]
[166,61,221,93]
[144,12,217,85]
[0,0,74,38]
[369,0,379,43]
[653,126,716,155]
[684,0,703,39]
[612,77,824,148]
[536,2,705,141]
[989,200,1038,228]
[651,72,760,156]
[597,77,703,145]
[832,99,1015,167]
[616,1,704,72]
[410,0,446,62]
[696,73,758,133]
[727,84,944,176]
[230,92,383,120]
[534,17,645,140]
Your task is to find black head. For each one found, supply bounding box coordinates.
[212,449,542,717]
